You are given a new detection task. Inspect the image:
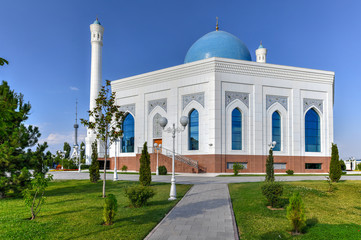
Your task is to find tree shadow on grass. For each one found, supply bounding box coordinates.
[41,209,82,218]
[47,198,83,205]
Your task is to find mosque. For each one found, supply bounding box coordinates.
[85,19,335,173]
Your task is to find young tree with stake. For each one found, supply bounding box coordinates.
[81,80,123,198]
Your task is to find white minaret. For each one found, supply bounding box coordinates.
[85,18,104,164]
[255,41,267,63]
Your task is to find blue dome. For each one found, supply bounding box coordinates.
[93,19,101,25]
[184,30,251,63]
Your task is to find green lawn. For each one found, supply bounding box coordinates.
[0,180,191,240]
[229,181,361,240]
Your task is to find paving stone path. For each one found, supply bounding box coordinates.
[145,184,238,240]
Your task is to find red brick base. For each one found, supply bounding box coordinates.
[105,154,330,173]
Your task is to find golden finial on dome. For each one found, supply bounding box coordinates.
[216,17,219,31]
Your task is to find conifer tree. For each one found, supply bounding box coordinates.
[265,148,275,182]
[329,143,342,182]
[89,141,100,183]
[287,192,306,234]
[139,142,151,186]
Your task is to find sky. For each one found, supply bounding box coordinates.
[1,0,361,159]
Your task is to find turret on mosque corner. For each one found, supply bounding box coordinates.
[256,41,267,63]
[85,18,104,164]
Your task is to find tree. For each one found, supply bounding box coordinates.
[329,143,342,182]
[0,81,42,198]
[265,148,275,182]
[45,151,54,168]
[81,80,123,197]
[139,142,151,186]
[31,142,49,175]
[80,142,85,164]
[89,141,100,183]
[287,192,306,234]
[23,173,53,220]
[0,57,8,66]
[63,142,71,159]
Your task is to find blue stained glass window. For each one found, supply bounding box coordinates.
[122,114,134,152]
[232,108,242,150]
[305,108,320,152]
[272,111,281,151]
[189,109,199,150]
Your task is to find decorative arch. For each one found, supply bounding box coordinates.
[266,102,288,154]
[182,100,204,152]
[305,108,321,152]
[226,99,249,154]
[153,113,163,139]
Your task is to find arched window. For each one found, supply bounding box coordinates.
[122,114,134,152]
[272,111,281,151]
[305,108,320,152]
[232,108,242,150]
[189,109,199,150]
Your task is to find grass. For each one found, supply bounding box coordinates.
[0,180,191,240]
[229,181,361,239]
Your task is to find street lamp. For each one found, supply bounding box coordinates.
[79,145,85,173]
[159,115,189,200]
[268,141,277,149]
[57,150,66,170]
[154,143,162,175]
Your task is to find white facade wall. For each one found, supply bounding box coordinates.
[110,57,334,159]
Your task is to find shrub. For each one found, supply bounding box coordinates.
[261,181,284,208]
[287,192,306,234]
[329,143,341,182]
[103,194,118,225]
[158,165,167,175]
[121,165,128,172]
[81,164,90,170]
[233,163,244,176]
[339,160,346,171]
[89,141,100,183]
[265,148,275,182]
[125,185,155,208]
[139,142,151,186]
[286,169,294,175]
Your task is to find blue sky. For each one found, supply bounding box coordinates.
[1,0,360,159]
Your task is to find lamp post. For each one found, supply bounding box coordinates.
[154,143,162,175]
[114,138,118,181]
[78,145,85,173]
[57,150,66,170]
[159,116,188,200]
[268,141,277,149]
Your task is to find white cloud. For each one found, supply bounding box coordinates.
[70,86,79,91]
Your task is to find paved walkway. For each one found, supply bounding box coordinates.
[145,184,237,240]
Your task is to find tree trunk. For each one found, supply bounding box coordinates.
[102,140,107,198]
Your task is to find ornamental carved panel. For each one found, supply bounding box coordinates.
[303,98,323,113]
[225,91,249,108]
[182,92,204,110]
[266,95,288,110]
[119,104,135,116]
[148,98,167,115]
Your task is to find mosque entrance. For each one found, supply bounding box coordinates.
[153,139,162,153]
